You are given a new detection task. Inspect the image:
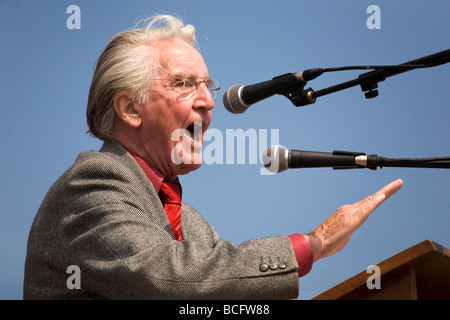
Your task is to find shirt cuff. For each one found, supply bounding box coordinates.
[288,233,313,277]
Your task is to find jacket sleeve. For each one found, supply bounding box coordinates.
[24,147,300,300]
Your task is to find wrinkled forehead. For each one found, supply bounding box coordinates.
[155,39,209,78]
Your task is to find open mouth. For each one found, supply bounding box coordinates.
[171,121,204,165]
[186,121,203,142]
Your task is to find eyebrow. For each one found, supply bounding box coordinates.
[169,72,212,81]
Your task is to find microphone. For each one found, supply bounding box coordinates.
[223,49,450,112]
[223,70,323,114]
[262,145,366,173]
[263,145,450,173]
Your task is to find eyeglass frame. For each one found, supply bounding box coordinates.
[151,74,220,100]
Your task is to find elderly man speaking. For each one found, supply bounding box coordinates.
[23,15,403,300]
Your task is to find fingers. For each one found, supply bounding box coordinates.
[373,178,404,202]
[348,179,404,228]
[383,178,404,198]
[355,179,403,207]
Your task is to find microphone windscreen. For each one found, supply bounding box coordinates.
[223,85,249,114]
[262,145,288,173]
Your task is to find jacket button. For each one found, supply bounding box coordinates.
[259,263,269,272]
[269,263,278,270]
[278,262,287,269]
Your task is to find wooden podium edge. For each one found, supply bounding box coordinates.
[311,239,449,300]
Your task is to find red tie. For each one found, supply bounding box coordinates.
[159,181,183,241]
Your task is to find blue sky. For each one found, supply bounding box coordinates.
[1,0,449,300]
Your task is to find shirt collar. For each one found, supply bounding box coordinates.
[126,148,167,193]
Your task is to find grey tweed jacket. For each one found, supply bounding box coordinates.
[23,139,299,299]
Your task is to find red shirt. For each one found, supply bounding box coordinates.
[127,150,312,277]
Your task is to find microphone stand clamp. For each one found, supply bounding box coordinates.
[281,81,317,107]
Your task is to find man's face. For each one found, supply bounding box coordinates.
[138,39,215,179]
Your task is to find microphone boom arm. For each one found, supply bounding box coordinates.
[310,151,450,170]
[287,48,450,107]
[360,155,450,169]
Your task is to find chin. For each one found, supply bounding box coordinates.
[174,161,203,176]
[170,146,203,174]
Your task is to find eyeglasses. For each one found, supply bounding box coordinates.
[152,74,220,100]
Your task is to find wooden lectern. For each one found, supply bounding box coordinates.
[312,239,450,300]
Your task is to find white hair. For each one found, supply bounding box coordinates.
[86,15,197,140]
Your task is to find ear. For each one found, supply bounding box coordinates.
[113,92,142,128]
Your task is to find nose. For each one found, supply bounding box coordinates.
[193,82,215,111]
